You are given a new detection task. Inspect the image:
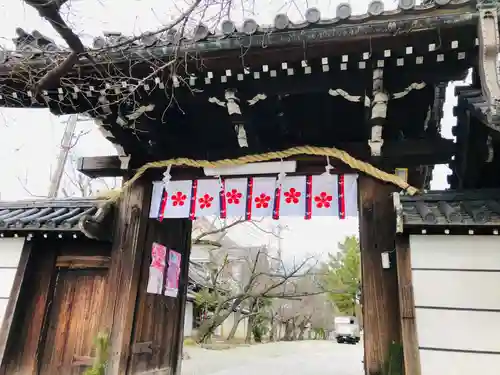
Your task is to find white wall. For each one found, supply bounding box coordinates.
[184,301,194,337]
[220,312,248,340]
[0,237,25,324]
[410,235,500,375]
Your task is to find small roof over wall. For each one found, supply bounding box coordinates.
[396,189,500,235]
[0,198,113,241]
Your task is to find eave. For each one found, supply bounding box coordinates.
[397,189,500,235]
[0,1,479,82]
[0,0,479,169]
[455,86,498,131]
[0,198,114,241]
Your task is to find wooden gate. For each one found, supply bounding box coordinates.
[38,266,108,375]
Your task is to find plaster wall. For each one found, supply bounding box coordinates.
[410,235,500,375]
[184,301,194,337]
[0,237,25,324]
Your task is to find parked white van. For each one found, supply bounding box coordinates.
[334,316,360,344]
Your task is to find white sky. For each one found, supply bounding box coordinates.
[0,0,468,261]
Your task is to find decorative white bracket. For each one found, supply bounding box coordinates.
[392,82,426,99]
[393,192,404,234]
[368,68,387,157]
[247,93,267,106]
[368,126,384,157]
[118,155,131,169]
[209,89,249,148]
[369,92,388,157]
[328,88,364,103]
[477,0,500,128]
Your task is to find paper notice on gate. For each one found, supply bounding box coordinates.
[165,249,182,298]
[147,242,167,294]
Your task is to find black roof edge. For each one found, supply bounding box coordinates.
[0,1,478,75]
[400,189,500,202]
[399,225,500,235]
[0,197,115,242]
[0,197,107,209]
[398,189,500,234]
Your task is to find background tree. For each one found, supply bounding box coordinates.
[321,235,361,316]
[193,247,327,343]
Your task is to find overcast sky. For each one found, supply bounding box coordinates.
[0,0,467,261]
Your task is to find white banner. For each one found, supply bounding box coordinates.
[150,174,358,220]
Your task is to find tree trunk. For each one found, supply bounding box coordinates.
[297,316,311,340]
[196,310,232,343]
[226,312,242,341]
[283,320,294,341]
[269,316,277,342]
[245,315,254,343]
[290,317,298,341]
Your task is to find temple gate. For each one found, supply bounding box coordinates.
[0,0,500,374]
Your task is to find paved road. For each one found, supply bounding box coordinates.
[181,341,364,375]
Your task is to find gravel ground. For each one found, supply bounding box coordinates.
[181,340,364,375]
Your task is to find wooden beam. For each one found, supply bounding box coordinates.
[102,176,152,375]
[78,138,454,178]
[395,235,422,375]
[358,175,401,375]
[77,155,128,178]
[0,239,32,368]
[55,255,111,269]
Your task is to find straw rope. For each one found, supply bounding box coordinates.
[101,145,418,202]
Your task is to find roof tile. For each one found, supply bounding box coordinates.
[399,190,500,233]
[0,0,475,69]
[0,198,107,235]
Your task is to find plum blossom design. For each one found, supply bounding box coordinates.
[171,191,187,206]
[151,243,166,270]
[198,194,214,209]
[314,192,333,208]
[284,188,301,204]
[254,193,271,208]
[226,189,243,204]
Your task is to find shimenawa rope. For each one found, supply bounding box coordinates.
[101,145,418,202]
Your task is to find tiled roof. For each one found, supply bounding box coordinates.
[398,190,500,234]
[188,261,210,288]
[0,0,476,70]
[455,86,493,125]
[0,198,109,237]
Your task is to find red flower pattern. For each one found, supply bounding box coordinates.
[171,191,187,206]
[284,188,301,204]
[254,193,271,208]
[198,194,214,209]
[226,189,243,204]
[151,243,166,270]
[314,191,333,208]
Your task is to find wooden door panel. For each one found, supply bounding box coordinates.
[39,269,107,375]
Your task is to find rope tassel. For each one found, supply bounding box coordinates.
[100,145,419,204]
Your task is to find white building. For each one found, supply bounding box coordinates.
[397,190,500,375]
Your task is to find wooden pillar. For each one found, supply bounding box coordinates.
[358,175,401,375]
[103,176,152,375]
[396,236,421,375]
[127,219,192,375]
